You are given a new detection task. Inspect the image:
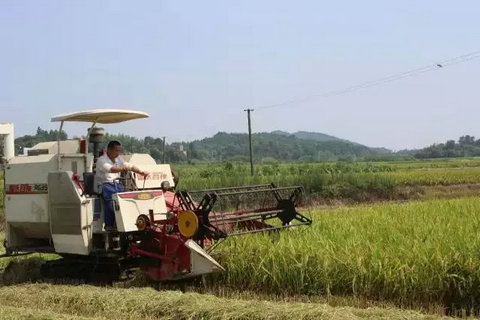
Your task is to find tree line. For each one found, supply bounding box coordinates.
[414,135,480,159]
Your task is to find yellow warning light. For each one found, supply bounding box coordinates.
[178,210,199,238]
[136,193,152,200]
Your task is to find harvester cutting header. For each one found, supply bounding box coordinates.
[2,109,311,282]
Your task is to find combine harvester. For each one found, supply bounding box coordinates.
[1,109,311,282]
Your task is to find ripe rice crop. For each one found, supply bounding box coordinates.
[175,161,480,202]
[209,197,480,311]
[388,168,480,186]
[382,158,480,170]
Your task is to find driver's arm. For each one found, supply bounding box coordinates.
[110,162,148,176]
[109,165,127,173]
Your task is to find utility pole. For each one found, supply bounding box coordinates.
[244,108,254,176]
[162,136,166,164]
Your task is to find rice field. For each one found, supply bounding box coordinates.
[208,197,480,312]
[1,197,480,316]
[389,168,480,186]
[2,159,480,318]
[174,159,480,201]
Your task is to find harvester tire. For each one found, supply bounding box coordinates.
[2,257,44,285]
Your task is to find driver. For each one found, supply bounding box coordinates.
[96,140,149,231]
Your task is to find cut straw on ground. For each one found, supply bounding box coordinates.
[0,284,445,320]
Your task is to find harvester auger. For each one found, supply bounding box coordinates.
[0,109,312,284]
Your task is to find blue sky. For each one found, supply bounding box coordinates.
[0,1,478,150]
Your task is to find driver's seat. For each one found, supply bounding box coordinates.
[83,172,103,196]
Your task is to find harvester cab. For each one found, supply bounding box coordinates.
[2,109,312,283]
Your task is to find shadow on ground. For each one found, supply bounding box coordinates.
[0,256,206,293]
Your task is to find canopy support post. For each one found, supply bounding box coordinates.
[57,121,64,170]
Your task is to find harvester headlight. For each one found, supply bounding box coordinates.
[135,214,151,231]
[161,181,171,191]
[178,210,199,238]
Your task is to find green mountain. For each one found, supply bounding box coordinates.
[292,131,344,142]
[18,128,480,162]
[271,130,346,142]
[291,131,391,154]
[187,131,391,162]
[14,128,394,163]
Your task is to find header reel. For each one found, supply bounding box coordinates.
[175,183,312,242]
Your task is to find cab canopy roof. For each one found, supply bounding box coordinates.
[51,109,149,124]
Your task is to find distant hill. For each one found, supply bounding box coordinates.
[270,130,291,136]
[188,131,391,162]
[271,130,345,142]
[292,131,344,142]
[18,128,480,162]
[290,131,392,155]
[14,127,397,163]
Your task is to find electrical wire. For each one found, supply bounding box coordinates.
[256,50,480,110]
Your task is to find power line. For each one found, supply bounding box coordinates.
[256,50,480,110]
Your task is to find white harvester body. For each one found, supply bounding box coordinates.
[0,123,14,162]
[2,109,224,279]
[5,151,93,253]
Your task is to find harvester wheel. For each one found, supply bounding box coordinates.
[178,210,199,238]
[3,258,44,285]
